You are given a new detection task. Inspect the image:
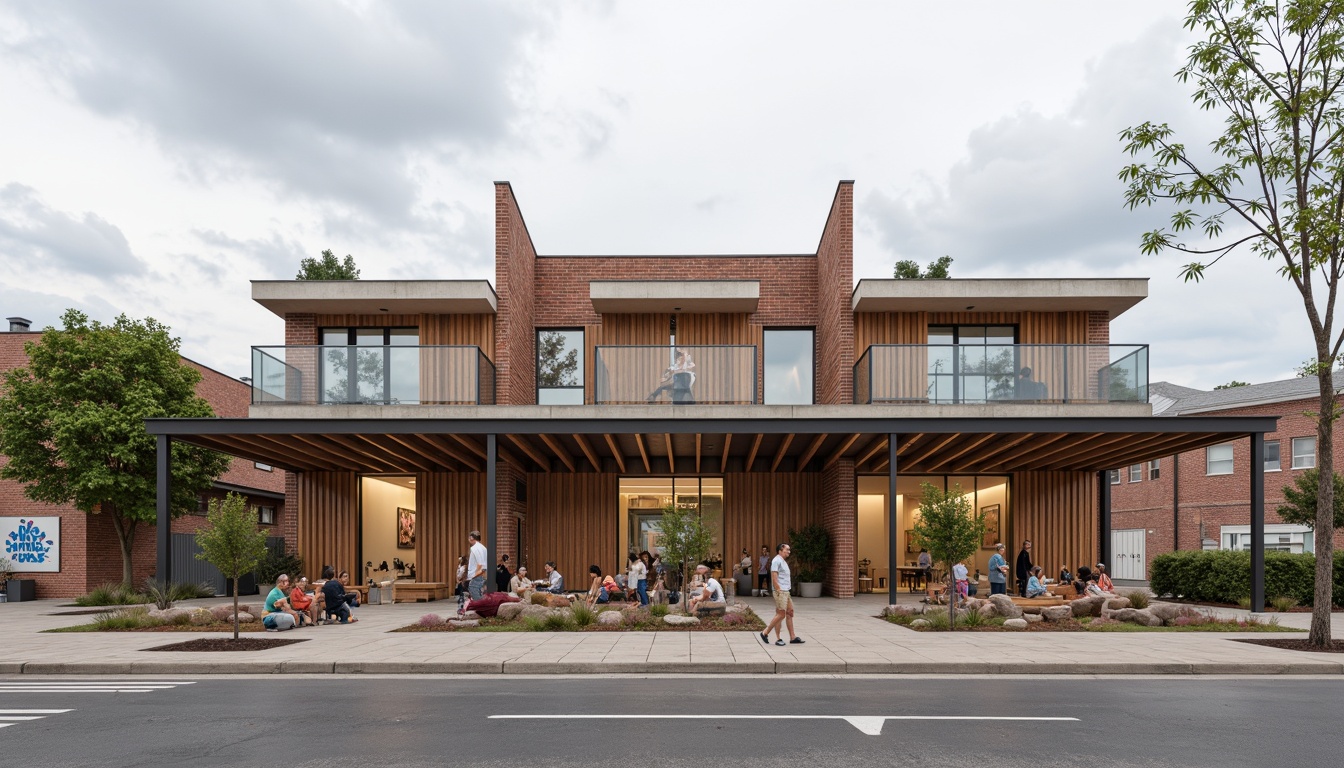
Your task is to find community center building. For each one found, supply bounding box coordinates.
[146,181,1282,608]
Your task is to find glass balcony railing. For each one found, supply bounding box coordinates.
[251,345,496,406]
[853,344,1148,405]
[595,345,758,405]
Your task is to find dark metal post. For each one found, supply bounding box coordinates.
[156,434,172,583]
[486,433,497,594]
[1098,470,1112,571]
[1250,433,1265,612]
[887,434,899,606]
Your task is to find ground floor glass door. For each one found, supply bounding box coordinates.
[617,477,724,586]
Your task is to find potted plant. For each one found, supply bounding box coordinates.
[788,524,831,598]
[254,550,303,598]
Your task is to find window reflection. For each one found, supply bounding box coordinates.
[764,329,814,405]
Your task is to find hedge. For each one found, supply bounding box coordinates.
[1148,550,1344,607]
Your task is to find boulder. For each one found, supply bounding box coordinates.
[448,619,480,628]
[597,611,624,625]
[529,592,550,605]
[726,601,751,614]
[460,610,481,620]
[664,614,700,626]
[987,594,1022,619]
[1019,604,1043,615]
[910,619,931,628]
[1105,597,1131,611]
[1023,613,1043,624]
[149,608,191,623]
[519,604,555,620]
[962,598,984,612]
[1110,608,1162,627]
[1003,618,1028,630]
[977,604,998,620]
[1070,596,1106,618]
[231,612,255,624]
[1148,603,1185,623]
[696,604,727,618]
[1041,605,1074,622]
[496,602,526,621]
[540,593,572,609]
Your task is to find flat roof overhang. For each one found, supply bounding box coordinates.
[589,280,759,313]
[251,280,498,317]
[147,415,1275,477]
[851,278,1148,318]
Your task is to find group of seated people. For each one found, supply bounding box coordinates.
[1025,562,1118,599]
[261,566,362,631]
[497,556,726,615]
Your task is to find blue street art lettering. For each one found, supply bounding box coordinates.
[5,519,55,564]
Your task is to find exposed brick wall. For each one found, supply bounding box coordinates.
[284,313,318,345]
[1087,311,1110,344]
[494,182,537,405]
[1111,395,1344,578]
[495,462,524,566]
[815,182,855,405]
[821,458,856,598]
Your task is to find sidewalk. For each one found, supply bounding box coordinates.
[2,594,1341,676]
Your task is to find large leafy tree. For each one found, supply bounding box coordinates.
[296,249,360,280]
[911,482,986,630]
[893,255,953,279]
[1120,0,1344,646]
[1278,468,1344,529]
[195,493,269,641]
[0,310,229,586]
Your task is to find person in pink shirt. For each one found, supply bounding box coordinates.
[1096,562,1114,592]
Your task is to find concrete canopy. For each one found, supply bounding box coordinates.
[589,280,760,313]
[851,278,1148,319]
[252,280,498,317]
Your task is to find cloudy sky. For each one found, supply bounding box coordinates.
[0,1,1321,389]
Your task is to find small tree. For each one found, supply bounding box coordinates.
[787,524,832,584]
[894,255,953,279]
[657,503,716,613]
[910,482,987,630]
[1214,381,1250,390]
[195,494,269,640]
[296,249,360,280]
[1278,468,1344,530]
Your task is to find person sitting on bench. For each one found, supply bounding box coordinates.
[687,563,726,615]
[320,566,359,624]
[1025,566,1054,598]
[535,561,566,594]
[509,565,535,600]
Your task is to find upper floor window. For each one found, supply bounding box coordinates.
[1265,440,1281,472]
[1148,459,1160,480]
[764,329,814,405]
[254,505,276,526]
[538,329,584,405]
[927,325,1018,403]
[320,327,420,404]
[1128,464,1143,483]
[1291,437,1317,469]
[1108,469,1121,485]
[1206,443,1234,476]
[255,462,273,472]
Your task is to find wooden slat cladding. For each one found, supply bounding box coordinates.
[316,313,421,329]
[1010,470,1098,582]
[315,313,495,356]
[680,315,762,403]
[296,471,359,582]
[586,314,671,404]
[723,473,821,565]
[415,472,486,584]
[855,311,1093,351]
[527,473,618,580]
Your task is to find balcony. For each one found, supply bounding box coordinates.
[251,345,495,406]
[854,344,1148,405]
[594,345,758,405]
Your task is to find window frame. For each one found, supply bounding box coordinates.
[536,327,586,405]
[318,326,421,405]
[1128,464,1143,483]
[1206,443,1234,476]
[926,324,1021,404]
[1264,440,1281,472]
[254,505,276,526]
[1108,469,1121,485]
[1148,459,1160,480]
[763,327,816,405]
[1291,436,1317,470]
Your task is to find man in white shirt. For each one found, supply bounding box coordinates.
[761,543,803,646]
[466,530,488,602]
[688,563,725,614]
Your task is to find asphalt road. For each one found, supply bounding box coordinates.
[0,676,1338,767]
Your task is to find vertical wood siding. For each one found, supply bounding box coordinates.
[527,473,619,581]
[415,472,486,584]
[1010,470,1098,582]
[296,471,359,581]
[723,473,822,566]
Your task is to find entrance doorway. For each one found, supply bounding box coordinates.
[360,475,417,585]
[617,478,723,585]
[1111,528,1146,581]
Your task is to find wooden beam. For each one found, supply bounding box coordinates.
[205,434,333,472]
[745,434,764,472]
[504,434,551,472]
[538,434,578,473]
[325,434,411,473]
[634,433,651,473]
[603,434,627,474]
[292,434,396,473]
[770,434,795,473]
[950,433,1034,471]
[411,434,483,472]
[1052,433,1212,473]
[902,433,962,471]
[978,433,1074,471]
[573,433,602,472]
[1021,433,1134,472]
[720,434,733,474]
[446,434,489,460]
[823,433,862,469]
[796,433,828,472]
[362,434,437,473]
[855,436,889,469]
[924,433,999,473]
[695,434,702,474]
[496,444,527,473]
[664,434,675,468]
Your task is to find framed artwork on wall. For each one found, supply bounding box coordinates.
[980,504,1001,549]
[397,507,416,549]
[904,529,915,554]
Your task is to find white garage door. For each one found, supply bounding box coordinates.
[1111,528,1146,581]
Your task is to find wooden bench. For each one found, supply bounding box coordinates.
[393,582,449,603]
[1009,595,1066,607]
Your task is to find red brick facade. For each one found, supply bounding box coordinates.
[1,333,286,597]
[494,182,538,407]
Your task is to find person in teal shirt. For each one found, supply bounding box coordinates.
[263,574,299,631]
[1025,566,1052,598]
[987,544,1008,595]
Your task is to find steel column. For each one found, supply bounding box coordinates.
[1250,432,1265,612]
[887,434,899,606]
[156,434,172,583]
[1098,470,1112,571]
[486,433,497,594]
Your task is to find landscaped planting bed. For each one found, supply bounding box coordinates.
[47,604,268,633]
[878,594,1298,633]
[396,601,764,633]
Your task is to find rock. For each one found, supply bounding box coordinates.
[496,602,526,621]
[1003,618,1028,630]
[232,612,255,624]
[663,614,700,626]
[448,619,480,628]
[987,594,1023,619]
[910,619,931,628]
[519,604,555,620]
[1071,596,1106,618]
[1148,603,1184,623]
[726,601,750,614]
[1023,613,1043,624]
[977,604,998,620]
[534,593,571,609]
[150,607,191,622]
[1105,597,1131,611]
[598,611,624,625]
[529,592,550,605]
[460,610,481,620]
[881,604,910,618]
[696,604,727,618]
[1020,604,1043,615]
[1110,608,1162,627]
[1041,605,1074,622]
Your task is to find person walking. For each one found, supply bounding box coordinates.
[987,543,1009,595]
[761,543,803,646]
[467,530,488,604]
[1015,540,1033,597]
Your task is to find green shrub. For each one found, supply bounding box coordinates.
[571,603,596,627]
[522,616,547,632]
[254,550,304,585]
[1125,589,1151,609]
[91,606,162,631]
[141,579,213,610]
[924,610,951,630]
[74,583,150,607]
[1149,549,1344,607]
[1270,595,1298,612]
[543,613,575,632]
[1237,596,1253,610]
[649,604,669,618]
[958,609,986,628]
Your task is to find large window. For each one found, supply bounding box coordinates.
[1206,443,1234,476]
[1128,464,1143,483]
[1292,437,1317,469]
[537,329,584,405]
[764,329,814,405]
[320,327,419,404]
[927,325,1017,404]
[1148,459,1160,480]
[1265,440,1281,472]
[617,477,723,581]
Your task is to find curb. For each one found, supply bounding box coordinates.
[7,660,1344,676]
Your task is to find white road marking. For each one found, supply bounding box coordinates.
[0,710,74,734]
[489,714,1080,736]
[0,681,195,694]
